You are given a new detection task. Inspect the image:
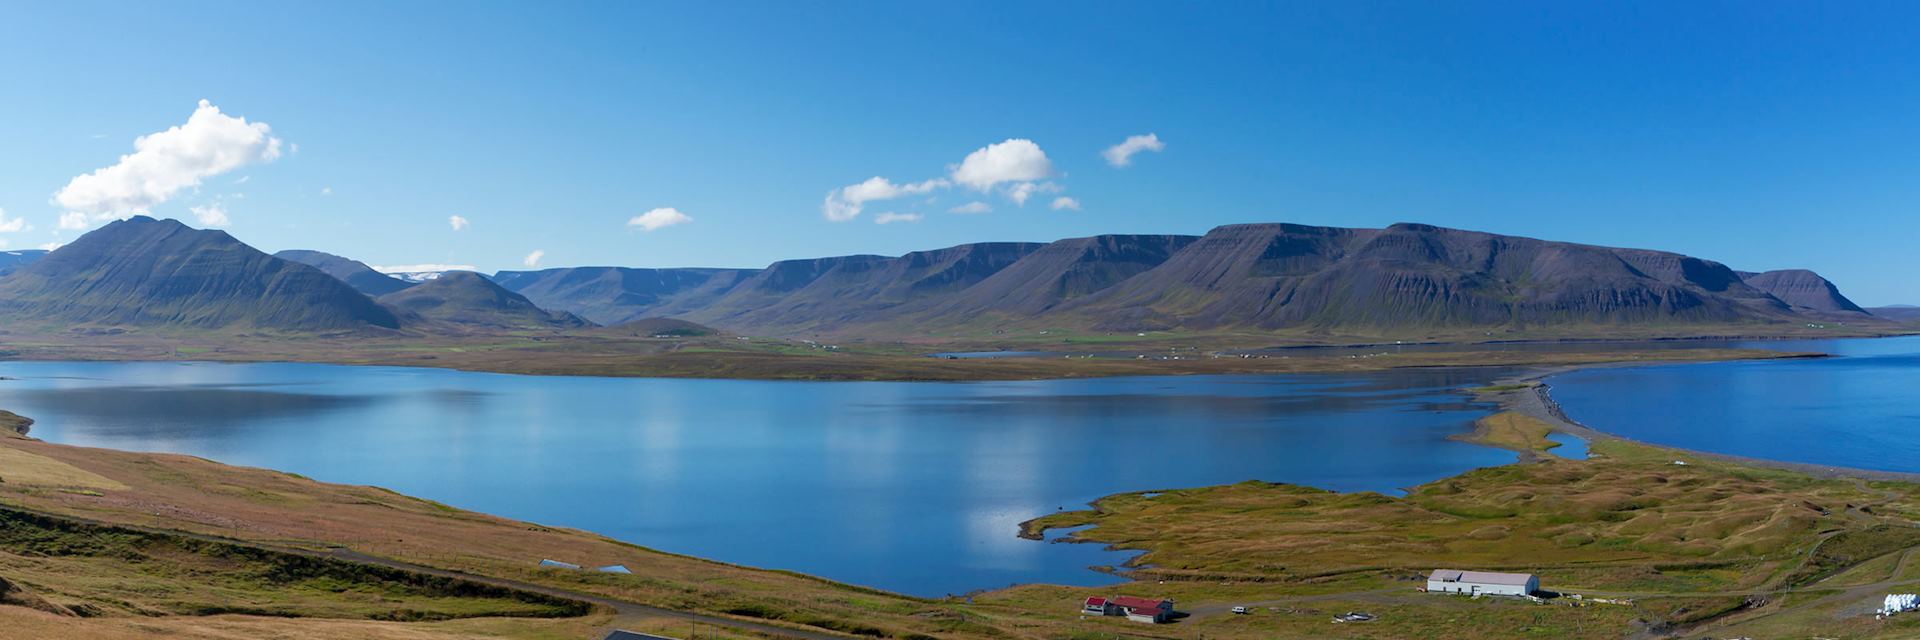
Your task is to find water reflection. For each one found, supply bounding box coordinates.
[0,360,1519,596]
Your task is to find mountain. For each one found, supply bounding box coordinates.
[491,267,758,326]
[1735,269,1867,315]
[0,250,48,277]
[274,249,415,296]
[0,217,400,331]
[638,222,1868,337]
[675,242,1046,334]
[919,234,1198,318]
[593,317,719,338]
[1869,306,1920,321]
[375,271,589,331]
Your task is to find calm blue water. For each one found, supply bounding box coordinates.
[1549,336,1920,474]
[0,361,1518,596]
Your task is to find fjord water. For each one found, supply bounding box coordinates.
[0,362,1517,596]
[1548,336,1920,474]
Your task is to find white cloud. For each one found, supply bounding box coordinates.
[822,176,948,222]
[234,175,251,184]
[1050,196,1082,211]
[873,212,923,224]
[373,263,475,274]
[189,203,230,227]
[1102,133,1165,167]
[948,201,992,214]
[523,250,545,268]
[38,242,64,252]
[53,100,283,226]
[951,139,1053,190]
[320,187,332,196]
[0,209,27,233]
[627,207,693,231]
[1006,181,1062,206]
[448,215,469,231]
[58,212,89,230]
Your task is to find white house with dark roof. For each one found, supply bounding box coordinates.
[1426,569,1538,597]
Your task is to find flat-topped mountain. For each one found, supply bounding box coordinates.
[650,222,1872,337]
[491,266,757,326]
[1870,305,1920,321]
[676,242,1045,333]
[0,217,400,331]
[375,271,589,331]
[1736,269,1866,315]
[275,249,415,297]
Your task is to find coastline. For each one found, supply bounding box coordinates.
[1485,363,1920,483]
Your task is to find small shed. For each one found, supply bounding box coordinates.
[1426,569,1539,597]
[1081,596,1114,616]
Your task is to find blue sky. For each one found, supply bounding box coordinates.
[1,1,1917,303]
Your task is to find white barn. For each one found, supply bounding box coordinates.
[1426,570,1538,597]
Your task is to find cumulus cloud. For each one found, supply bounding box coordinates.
[53,100,283,226]
[1050,196,1082,211]
[1102,133,1164,167]
[1006,181,1062,206]
[822,176,948,222]
[523,250,545,268]
[873,212,923,224]
[0,209,28,233]
[448,215,469,231]
[58,212,89,230]
[38,242,64,252]
[190,203,230,227]
[951,138,1053,191]
[627,207,693,231]
[320,187,332,196]
[948,201,992,214]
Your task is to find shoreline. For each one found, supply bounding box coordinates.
[1487,363,1920,483]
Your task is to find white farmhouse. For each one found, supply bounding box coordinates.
[1426,569,1539,597]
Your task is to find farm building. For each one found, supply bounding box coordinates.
[1110,596,1174,623]
[1080,595,1174,623]
[1426,569,1539,596]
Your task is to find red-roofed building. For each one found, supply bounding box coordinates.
[1082,597,1113,616]
[1105,596,1174,623]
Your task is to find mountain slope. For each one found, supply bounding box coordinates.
[274,249,414,297]
[375,271,589,331]
[0,250,48,277]
[491,267,756,326]
[1049,222,1796,332]
[0,217,399,331]
[676,242,1044,333]
[1736,269,1867,314]
[635,222,1862,338]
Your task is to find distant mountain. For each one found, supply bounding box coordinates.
[379,268,466,284]
[0,217,400,331]
[676,242,1046,334]
[0,250,48,277]
[593,317,719,338]
[1736,269,1866,315]
[274,249,414,296]
[491,267,758,326]
[375,271,589,331]
[1869,306,1920,321]
[640,222,1871,338]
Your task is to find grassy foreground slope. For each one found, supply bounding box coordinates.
[0,420,1003,639]
[1010,416,1920,638]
